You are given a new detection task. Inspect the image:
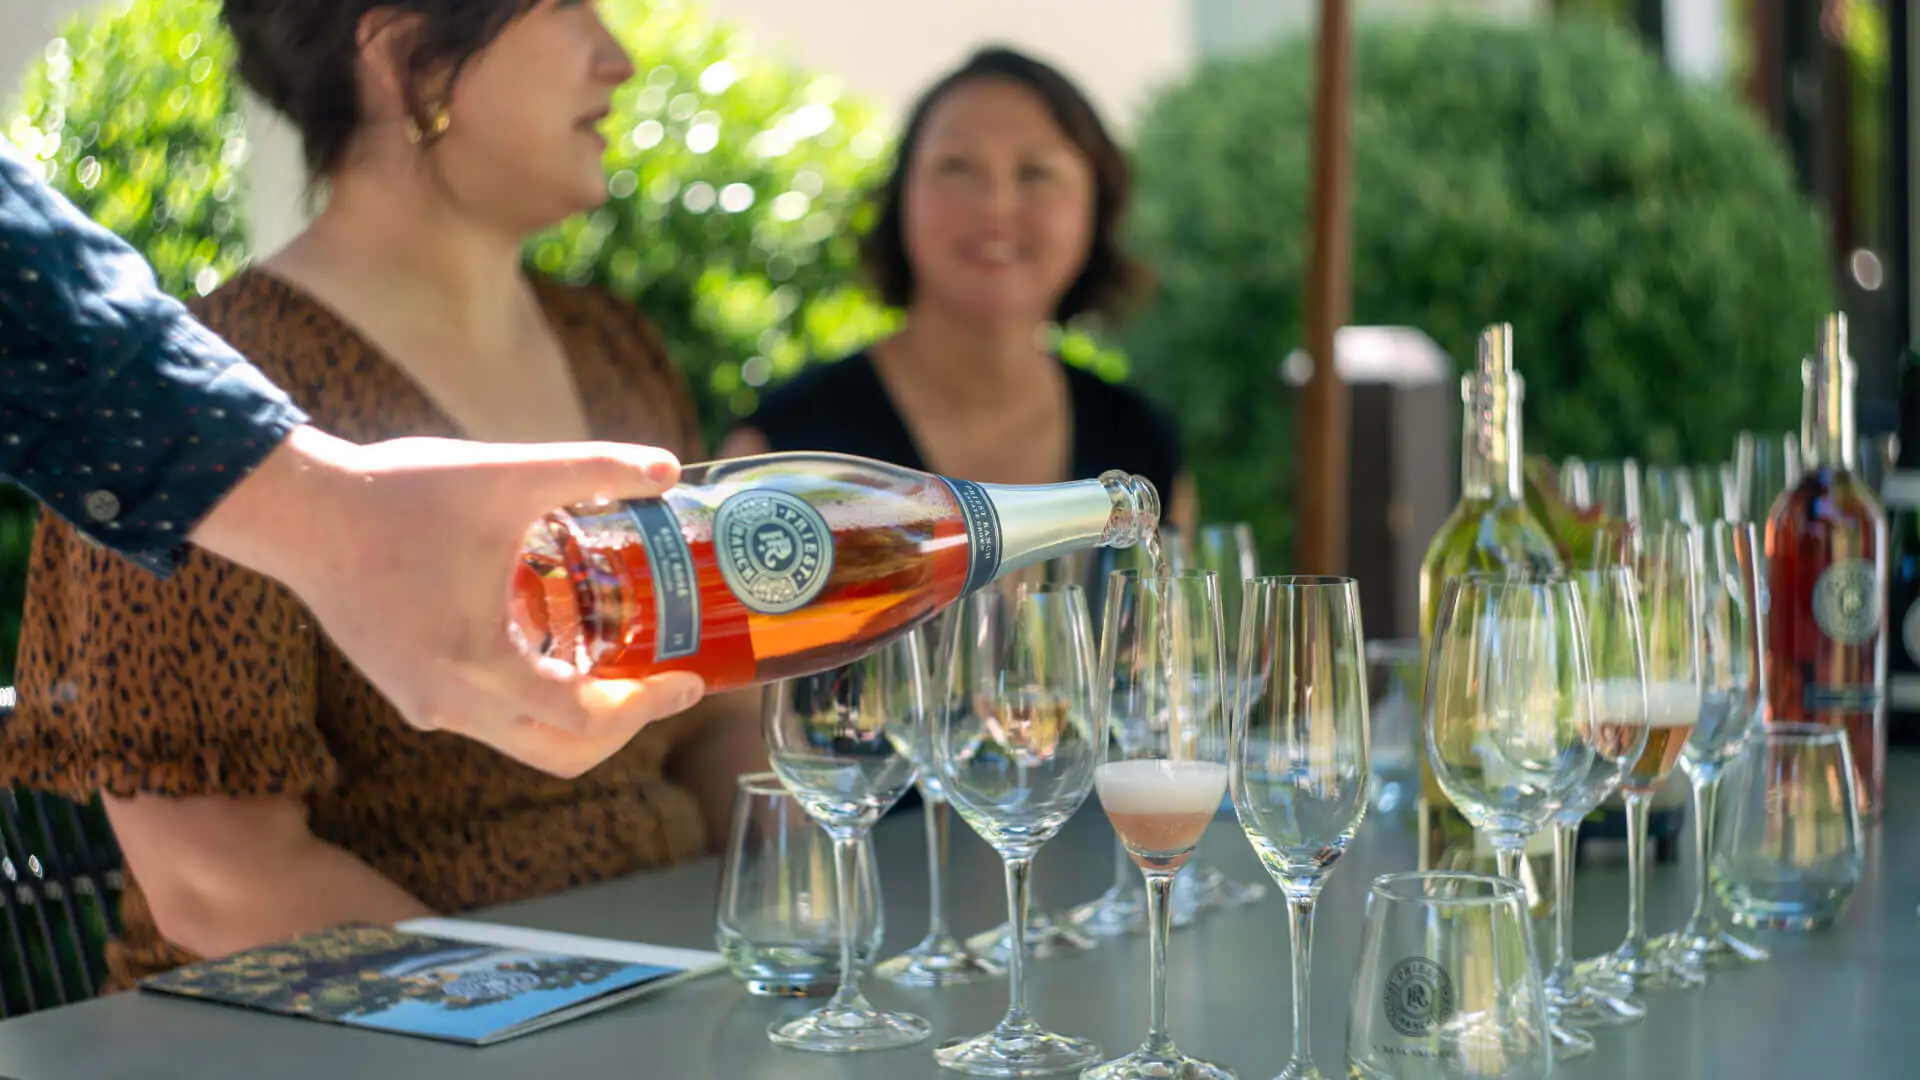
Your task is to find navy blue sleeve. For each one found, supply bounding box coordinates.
[0,138,308,577]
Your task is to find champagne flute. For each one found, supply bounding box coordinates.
[1086,569,1236,1080]
[1586,522,1705,994]
[1232,577,1370,1080]
[1546,568,1651,1032]
[877,613,995,987]
[1183,522,1268,911]
[762,637,931,1052]
[934,582,1103,1076]
[1653,521,1771,974]
[1424,574,1597,886]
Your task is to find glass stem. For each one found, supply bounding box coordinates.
[924,796,952,941]
[1623,793,1652,957]
[1684,772,1719,935]
[1552,822,1578,984]
[827,833,872,1013]
[1285,892,1318,1071]
[1002,856,1033,1028]
[1143,871,1177,1055]
[1495,845,1523,884]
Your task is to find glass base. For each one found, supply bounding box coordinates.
[767,1003,931,1053]
[935,1021,1102,1077]
[1583,942,1702,995]
[1169,862,1264,926]
[1653,925,1769,976]
[1066,882,1149,939]
[1549,978,1645,1028]
[968,912,1097,965]
[876,933,997,987]
[1083,1045,1237,1080]
[1547,1017,1596,1060]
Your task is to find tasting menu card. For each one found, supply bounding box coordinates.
[138,917,725,1046]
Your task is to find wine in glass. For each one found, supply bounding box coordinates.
[933,582,1104,1076]
[1086,569,1236,1080]
[1586,522,1705,994]
[1232,576,1370,1080]
[762,636,932,1052]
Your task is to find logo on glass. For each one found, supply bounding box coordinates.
[1813,559,1881,646]
[1383,957,1455,1037]
[714,490,834,614]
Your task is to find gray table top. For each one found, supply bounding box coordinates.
[1,756,1916,1079]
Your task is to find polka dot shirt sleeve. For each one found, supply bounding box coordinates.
[0,138,309,579]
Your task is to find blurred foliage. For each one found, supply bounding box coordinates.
[1125,18,1832,569]
[529,0,898,443]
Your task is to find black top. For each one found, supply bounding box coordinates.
[748,351,1184,503]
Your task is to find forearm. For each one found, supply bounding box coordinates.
[137,833,433,961]
[187,425,360,596]
[666,689,768,851]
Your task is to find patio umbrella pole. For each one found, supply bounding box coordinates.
[1297,0,1355,575]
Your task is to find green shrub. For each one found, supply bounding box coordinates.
[1124,18,1833,569]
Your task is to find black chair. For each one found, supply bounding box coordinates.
[0,686,124,1016]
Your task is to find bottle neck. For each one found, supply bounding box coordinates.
[1803,357,1859,473]
[1460,374,1524,502]
[964,471,1159,587]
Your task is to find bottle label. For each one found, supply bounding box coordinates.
[1902,600,1920,666]
[939,478,1004,596]
[1812,559,1881,646]
[627,501,702,661]
[712,490,835,615]
[1805,684,1883,714]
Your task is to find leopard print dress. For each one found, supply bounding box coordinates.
[2,269,713,990]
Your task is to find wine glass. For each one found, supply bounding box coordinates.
[1653,521,1771,974]
[1183,523,1269,912]
[1691,462,1737,524]
[1232,577,1370,1080]
[1734,430,1802,525]
[761,636,931,1052]
[1592,459,1644,525]
[1086,569,1235,1080]
[1543,568,1651,1036]
[933,582,1104,1076]
[1643,465,1698,532]
[1586,522,1705,995]
[1424,574,1597,886]
[876,613,996,987]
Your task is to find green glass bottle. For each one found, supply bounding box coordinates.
[1417,323,1564,909]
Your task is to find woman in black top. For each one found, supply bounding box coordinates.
[721,47,1197,533]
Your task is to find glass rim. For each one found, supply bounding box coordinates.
[1445,571,1578,590]
[1759,721,1849,745]
[738,772,789,798]
[1246,574,1355,589]
[1109,567,1217,582]
[1369,871,1525,907]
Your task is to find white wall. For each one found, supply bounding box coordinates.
[1,0,87,112]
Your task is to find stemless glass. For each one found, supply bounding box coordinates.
[1345,873,1551,1080]
[934,582,1104,1076]
[877,614,995,987]
[1184,523,1269,912]
[1087,569,1235,1080]
[1232,577,1371,1080]
[1544,568,1650,1037]
[1424,575,1596,884]
[1588,522,1705,995]
[716,773,882,996]
[1654,522,1771,976]
[762,637,930,1052]
[1711,724,1865,931]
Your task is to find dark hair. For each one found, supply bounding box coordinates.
[220,0,540,178]
[862,46,1149,324]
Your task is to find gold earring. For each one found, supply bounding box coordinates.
[406,106,451,146]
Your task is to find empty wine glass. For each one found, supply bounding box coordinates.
[1086,569,1235,1080]
[1592,459,1644,526]
[1424,575,1597,885]
[1544,568,1650,1037]
[1233,577,1371,1080]
[876,614,995,988]
[1734,430,1802,525]
[1654,522,1771,974]
[1691,462,1738,524]
[762,637,931,1052]
[1587,522,1705,995]
[934,582,1104,1076]
[1643,465,1699,532]
[1184,523,1269,912]
[1559,456,1592,509]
